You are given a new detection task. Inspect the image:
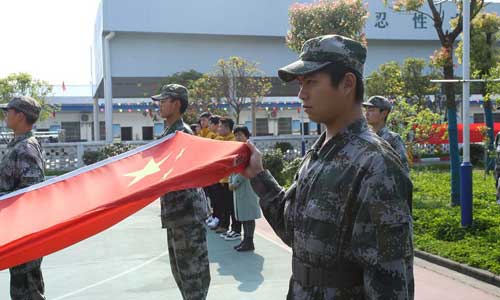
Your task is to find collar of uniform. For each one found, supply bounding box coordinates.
[164,118,185,135]
[8,131,33,148]
[376,125,389,136]
[311,118,368,158]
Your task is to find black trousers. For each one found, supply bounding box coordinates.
[204,184,221,219]
[215,183,241,233]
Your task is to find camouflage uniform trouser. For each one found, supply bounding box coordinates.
[167,222,210,300]
[9,258,45,300]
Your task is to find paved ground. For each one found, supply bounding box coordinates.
[1,201,499,299]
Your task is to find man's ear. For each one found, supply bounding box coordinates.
[342,72,356,95]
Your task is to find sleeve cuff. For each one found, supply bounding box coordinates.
[250,170,282,199]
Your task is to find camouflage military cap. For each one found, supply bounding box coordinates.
[278,34,367,82]
[0,96,41,119]
[363,95,392,111]
[151,84,189,102]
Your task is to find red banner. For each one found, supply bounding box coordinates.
[422,123,499,144]
[0,132,249,270]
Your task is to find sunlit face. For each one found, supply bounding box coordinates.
[297,71,353,126]
[209,122,219,132]
[218,124,230,136]
[199,117,209,129]
[3,108,23,131]
[234,131,248,142]
[364,106,387,127]
[158,98,180,119]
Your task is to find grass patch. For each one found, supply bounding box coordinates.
[412,168,500,274]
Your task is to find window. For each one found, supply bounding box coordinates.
[61,122,81,142]
[245,121,252,134]
[292,120,301,134]
[256,118,269,136]
[142,127,154,140]
[278,118,292,135]
[154,123,164,137]
[121,127,133,141]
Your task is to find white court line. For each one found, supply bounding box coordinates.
[52,251,168,300]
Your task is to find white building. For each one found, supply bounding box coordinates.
[34,0,500,142]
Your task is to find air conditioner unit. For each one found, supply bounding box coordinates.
[80,114,90,122]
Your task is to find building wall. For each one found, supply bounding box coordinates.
[110,32,297,77]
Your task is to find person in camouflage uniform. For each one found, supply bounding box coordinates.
[244,35,414,300]
[0,96,45,300]
[363,96,409,171]
[150,84,210,300]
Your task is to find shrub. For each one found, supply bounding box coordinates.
[460,143,485,165]
[262,149,286,185]
[274,142,294,154]
[83,143,137,166]
[82,150,104,166]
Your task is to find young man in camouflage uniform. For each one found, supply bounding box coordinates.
[244,35,414,299]
[151,84,210,300]
[0,96,45,300]
[363,95,409,171]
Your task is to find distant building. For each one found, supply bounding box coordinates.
[26,0,500,141]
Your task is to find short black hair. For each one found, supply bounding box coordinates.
[168,97,188,114]
[190,123,199,132]
[199,112,211,119]
[319,63,364,103]
[219,117,235,131]
[13,108,38,125]
[233,126,251,138]
[209,115,220,125]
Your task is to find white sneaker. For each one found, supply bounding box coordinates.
[220,230,233,238]
[224,231,241,241]
[207,217,219,229]
[205,216,213,224]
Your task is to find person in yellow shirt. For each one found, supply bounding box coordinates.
[198,112,211,138]
[206,115,220,139]
[213,118,241,241]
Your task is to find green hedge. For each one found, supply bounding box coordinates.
[412,168,500,274]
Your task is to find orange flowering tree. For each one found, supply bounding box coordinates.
[286,0,368,53]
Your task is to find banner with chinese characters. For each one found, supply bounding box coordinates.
[0,132,249,270]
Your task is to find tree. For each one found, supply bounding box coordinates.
[159,69,203,88]
[286,0,368,53]
[387,98,442,161]
[385,0,486,206]
[366,58,441,110]
[456,12,500,166]
[190,57,271,128]
[0,73,54,122]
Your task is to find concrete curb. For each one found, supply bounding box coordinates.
[415,250,500,288]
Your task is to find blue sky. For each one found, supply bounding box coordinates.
[0,0,101,85]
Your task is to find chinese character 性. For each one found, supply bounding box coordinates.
[413,12,427,29]
[375,12,389,28]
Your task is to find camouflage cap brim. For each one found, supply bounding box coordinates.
[151,93,170,101]
[0,103,8,110]
[362,102,375,107]
[278,60,333,82]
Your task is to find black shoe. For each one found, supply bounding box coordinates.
[233,241,243,249]
[236,238,254,252]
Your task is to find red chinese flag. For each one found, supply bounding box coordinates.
[0,132,249,270]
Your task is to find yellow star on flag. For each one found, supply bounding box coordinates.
[124,154,170,187]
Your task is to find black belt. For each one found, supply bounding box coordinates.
[292,258,363,288]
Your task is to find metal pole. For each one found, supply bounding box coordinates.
[461,0,473,226]
[103,32,115,144]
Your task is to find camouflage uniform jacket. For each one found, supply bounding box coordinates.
[251,118,414,300]
[0,131,45,271]
[377,126,409,172]
[159,118,209,228]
